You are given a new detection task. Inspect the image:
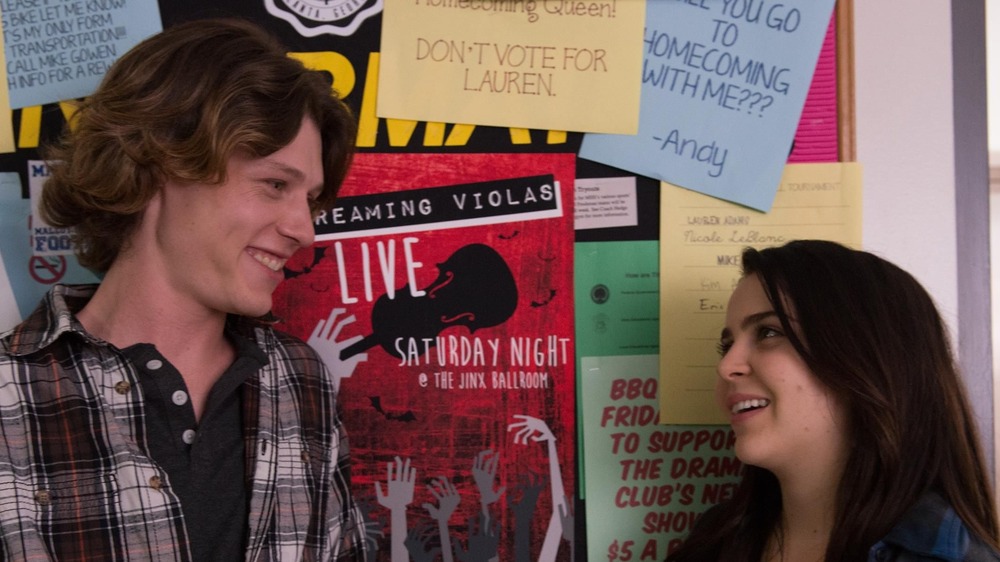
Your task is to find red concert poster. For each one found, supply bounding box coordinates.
[272,153,576,562]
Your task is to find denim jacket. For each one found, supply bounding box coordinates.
[869,493,1000,561]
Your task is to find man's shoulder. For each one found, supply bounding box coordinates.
[269,327,310,348]
[270,329,325,369]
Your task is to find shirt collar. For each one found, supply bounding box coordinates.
[879,492,969,561]
[3,284,105,356]
[3,284,274,362]
[225,319,270,367]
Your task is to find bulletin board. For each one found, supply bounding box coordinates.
[0,1,859,560]
[835,0,855,161]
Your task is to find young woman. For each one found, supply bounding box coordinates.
[666,240,1000,561]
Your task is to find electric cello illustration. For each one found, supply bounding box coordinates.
[339,243,519,361]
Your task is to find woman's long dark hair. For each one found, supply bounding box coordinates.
[667,240,998,561]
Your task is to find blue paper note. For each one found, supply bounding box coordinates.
[3,0,163,108]
[579,0,836,211]
[0,172,98,321]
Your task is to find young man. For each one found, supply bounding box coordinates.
[0,19,370,560]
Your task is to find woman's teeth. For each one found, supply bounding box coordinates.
[732,398,770,414]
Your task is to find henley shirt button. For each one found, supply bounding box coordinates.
[146,359,163,370]
[114,381,131,395]
[34,489,51,505]
[148,475,162,490]
[171,390,189,406]
[182,429,196,445]
[301,450,310,462]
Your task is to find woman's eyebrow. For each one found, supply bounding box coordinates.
[741,311,778,330]
[720,310,779,340]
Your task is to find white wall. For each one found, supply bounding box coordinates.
[854,2,959,339]
[860,0,1000,491]
[988,0,1000,496]
[990,0,1000,165]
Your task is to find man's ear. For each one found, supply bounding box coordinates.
[120,185,163,256]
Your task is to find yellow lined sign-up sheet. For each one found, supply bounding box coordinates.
[659,163,863,424]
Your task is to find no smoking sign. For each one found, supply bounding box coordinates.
[29,255,67,284]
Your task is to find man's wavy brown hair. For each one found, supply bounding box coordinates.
[40,18,356,273]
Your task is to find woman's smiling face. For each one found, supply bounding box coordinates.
[715,274,849,479]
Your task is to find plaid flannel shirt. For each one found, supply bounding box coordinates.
[0,284,370,561]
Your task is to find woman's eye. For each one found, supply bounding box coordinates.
[267,179,286,191]
[758,326,781,340]
[717,340,733,356]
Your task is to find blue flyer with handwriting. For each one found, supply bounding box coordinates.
[579,0,836,211]
[3,0,162,108]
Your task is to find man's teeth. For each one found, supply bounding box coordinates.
[253,253,285,272]
[732,399,770,414]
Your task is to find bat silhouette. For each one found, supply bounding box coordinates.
[369,396,417,422]
[531,289,557,307]
[283,246,327,279]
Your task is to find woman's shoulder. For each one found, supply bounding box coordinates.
[872,493,1000,562]
[966,540,1000,562]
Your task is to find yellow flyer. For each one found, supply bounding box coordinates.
[659,163,862,424]
[377,0,644,134]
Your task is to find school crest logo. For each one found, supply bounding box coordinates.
[264,0,382,37]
